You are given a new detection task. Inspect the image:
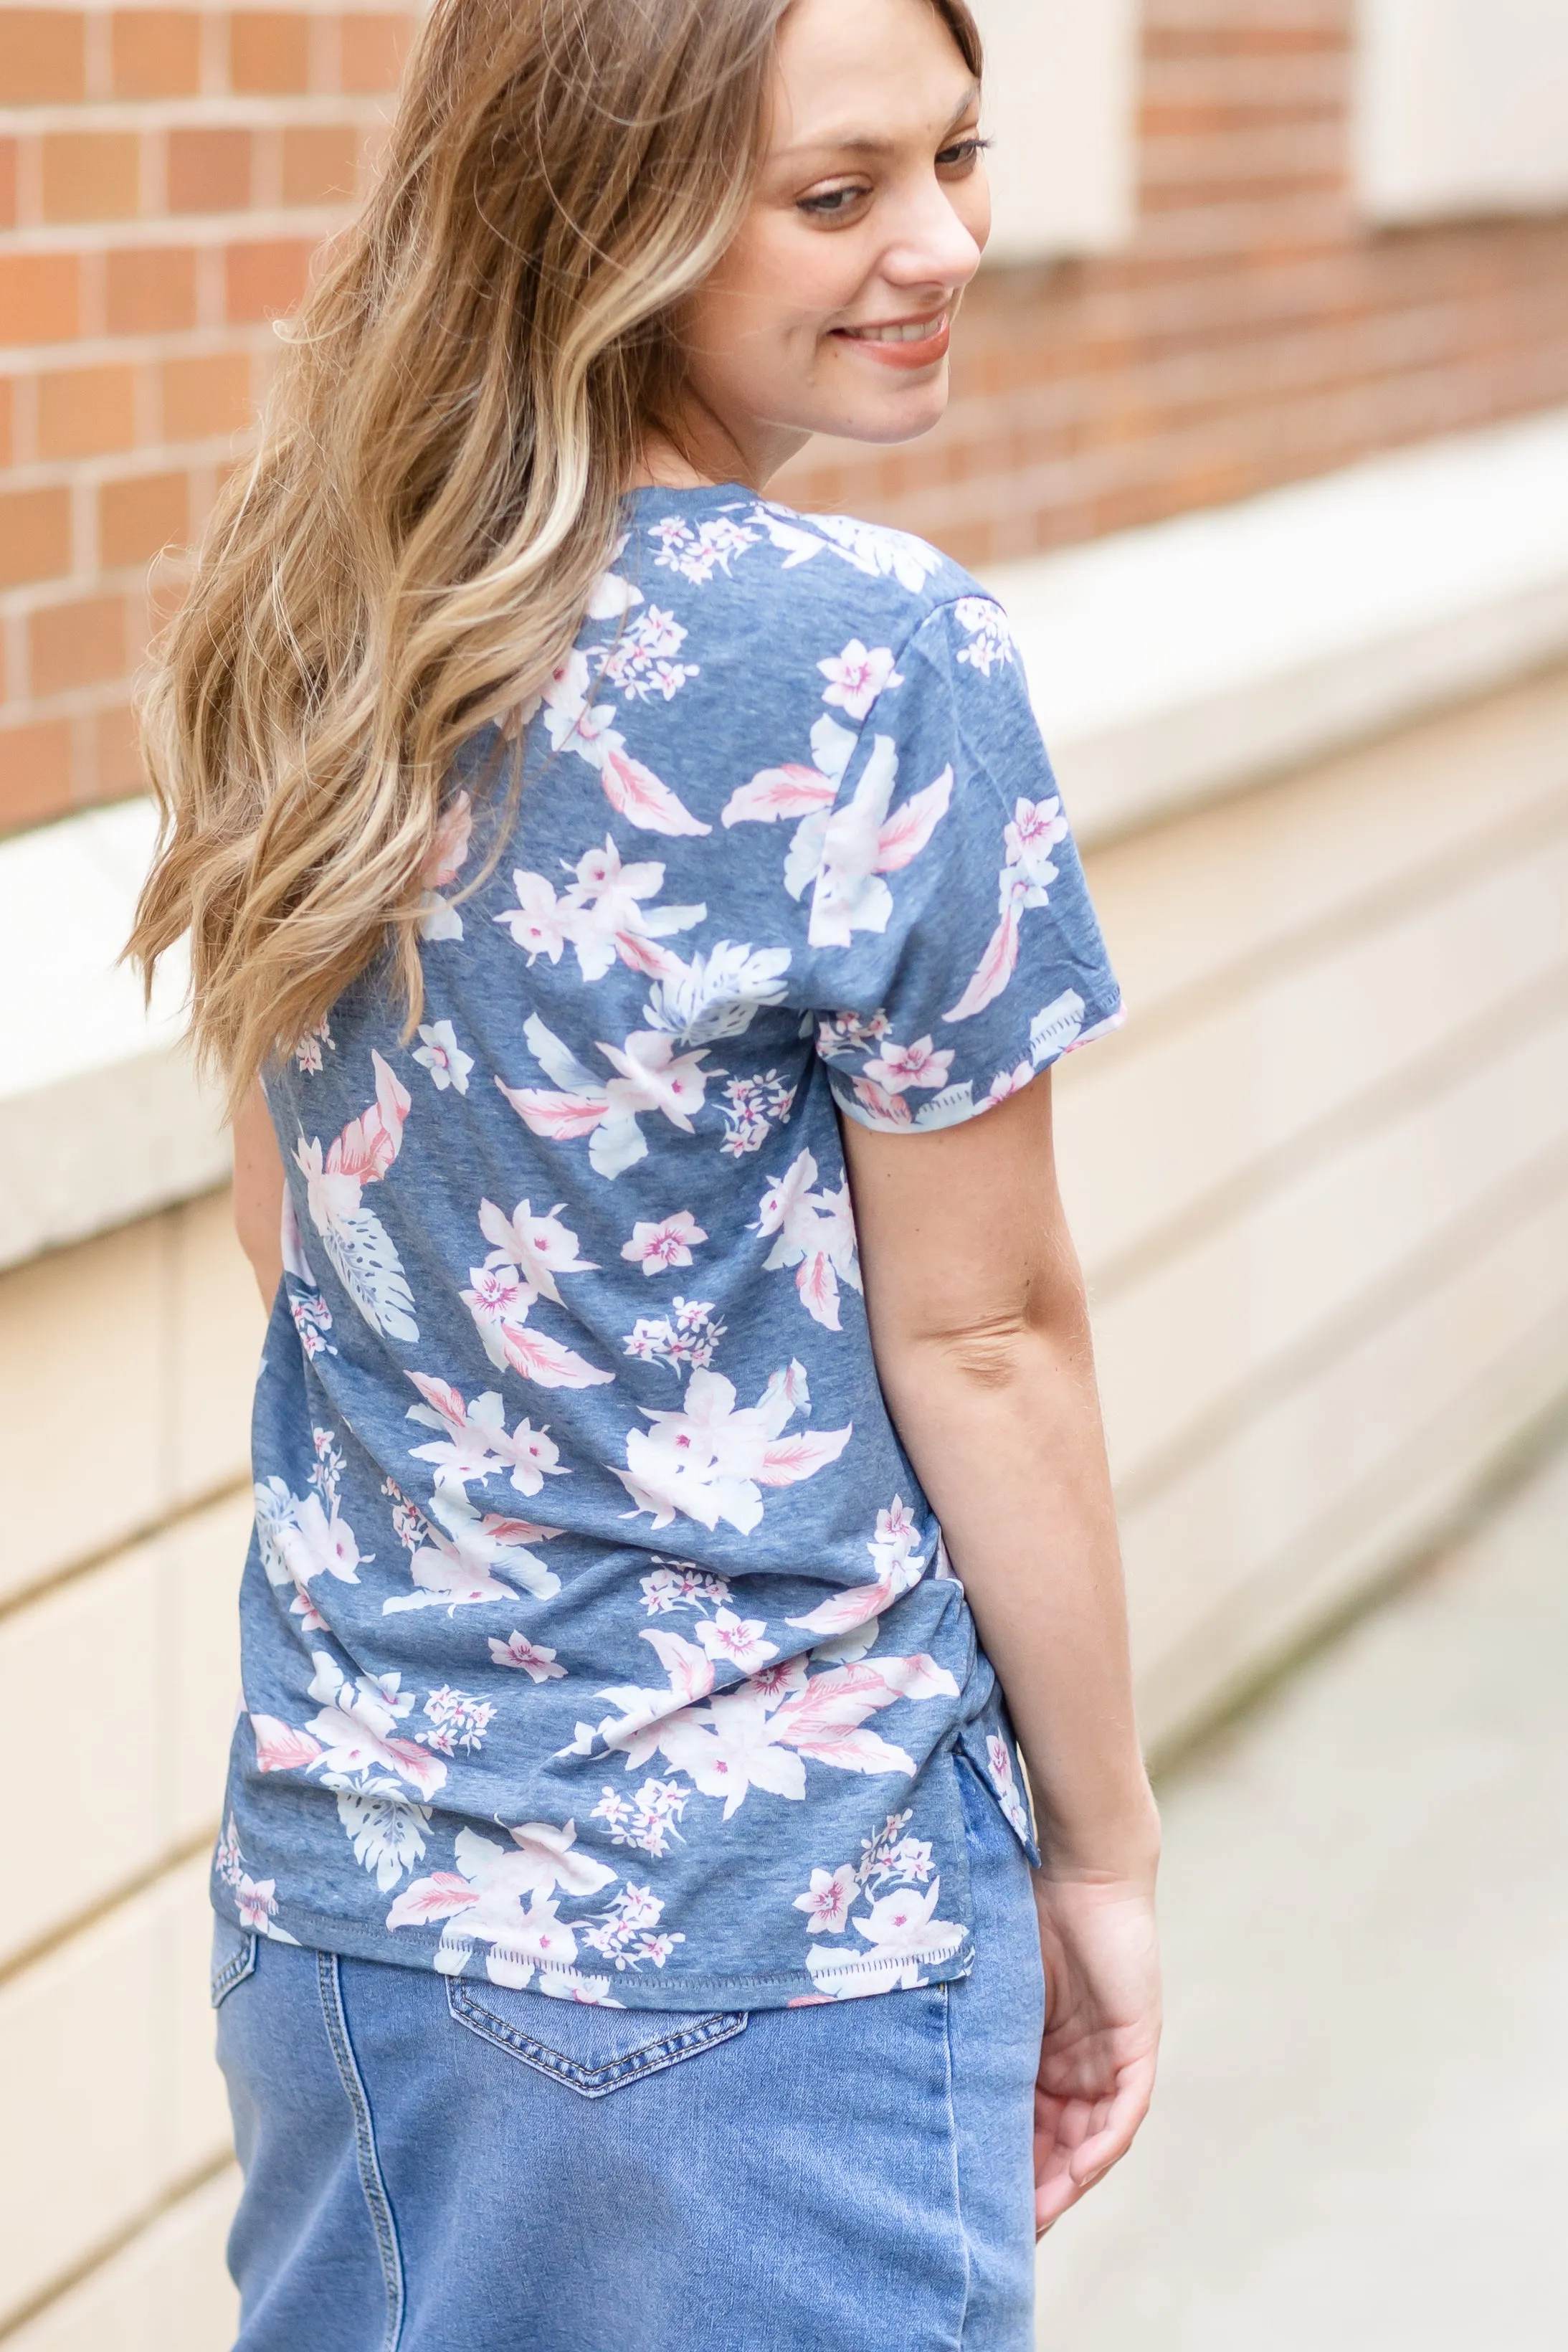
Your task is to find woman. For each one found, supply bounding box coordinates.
[133,0,1161,2343]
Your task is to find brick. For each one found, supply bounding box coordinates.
[160,351,254,440]
[41,131,142,224]
[338,12,411,94]
[99,469,189,568]
[230,10,311,95]
[0,137,16,230]
[280,121,360,207]
[0,10,85,103]
[0,718,73,833]
[0,252,79,346]
[88,700,146,800]
[167,127,252,214]
[0,486,70,589]
[37,364,138,460]
[105,244,199,334]
[29,594,129,698]
[0,379,11,467]
[225,237,313,322]
[111,9,201,98]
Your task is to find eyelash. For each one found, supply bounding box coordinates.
[798,135,990,219]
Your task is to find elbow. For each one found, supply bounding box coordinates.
[919,1283,1095,1394]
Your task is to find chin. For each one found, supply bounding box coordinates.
[809,375,951,449]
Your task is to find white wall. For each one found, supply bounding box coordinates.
[973,0,1140,263]
[1358,0,1568,222]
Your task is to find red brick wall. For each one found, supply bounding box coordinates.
[0,5,410,830]
[4,0,1568,833]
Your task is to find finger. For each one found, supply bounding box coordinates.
[1065,2062,1156,2187]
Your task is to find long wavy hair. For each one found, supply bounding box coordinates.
[129,0,982,1111]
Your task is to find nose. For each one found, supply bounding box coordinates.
[878,166,987,298]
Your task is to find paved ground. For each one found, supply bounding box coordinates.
[1035,1440,1568,2351]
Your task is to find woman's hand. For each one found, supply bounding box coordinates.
[1032,1866,1162,2233]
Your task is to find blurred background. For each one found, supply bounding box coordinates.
[2,1,1566,2345]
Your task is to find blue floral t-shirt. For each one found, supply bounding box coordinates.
[219,485,1121,2010]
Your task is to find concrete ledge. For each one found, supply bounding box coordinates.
[0,800,227,1272]
[6,405,1567,1267]
[986,404,1568,846]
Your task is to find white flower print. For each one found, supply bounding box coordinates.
[796,511,946,594]
[578,1882,684,1974]
[817,639,903,721]
[987,1732,1032,1842]
[411,1020,472,1095]
[591,1777,691,1859]
[951,597,1015,677]
[794,1864,858,1934]
[538,650,711,835]
[381,1484,564,1613]
[280,1190,335,1359]
[294,1015,334,1073]
[419,789,473,940]
[622,1296,726,1377]
[612,1360,851,1535]
[860,1035,954,1096]
[252,1428,365,1633]
[500,1014,721,1180]
[215,1814,300,1941]
[642,939,792,1045]
[718,1071,797,1158]
[489,1631,566,1682]
[650,512,759,584]
[405,1372,569,1499]
[694,1607,778,1674]
[807,735,953,949]
[249,1649,449,1892]
[944,795,1070,1023]
[754,1148,863,1332]
[601,604,700,702]
[386,1817,620,1992]
[786,1496,928,1645]
[640,1563,732,1613]
[495,835,707,985]
[620,1211,707,1276]
[293,1051,417,1344]
[460,1194,615,1388]
[584,536,644,618]
[417,1685,497,1757]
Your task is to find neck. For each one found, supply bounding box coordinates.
[629,399,812,496]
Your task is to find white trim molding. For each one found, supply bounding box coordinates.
[1357,0,1568,223]
[974,0,1139,264]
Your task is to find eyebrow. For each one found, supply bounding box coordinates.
[773,84,981,164]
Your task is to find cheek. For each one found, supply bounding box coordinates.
[692,218,865,372]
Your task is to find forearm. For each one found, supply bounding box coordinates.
[876,1307,1157,1884]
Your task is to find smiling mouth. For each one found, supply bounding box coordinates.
[835,310,949,344]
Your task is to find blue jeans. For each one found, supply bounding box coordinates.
[214,1757,1043,2351]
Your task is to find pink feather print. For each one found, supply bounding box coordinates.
[872,766,953,872]
[721,764,839,826]
[944,888,1022,1023]
[599,746,711,836]
[251,1715,325,1773]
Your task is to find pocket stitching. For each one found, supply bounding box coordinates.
[209,1929,258,2009]
[445,1979,747,2096]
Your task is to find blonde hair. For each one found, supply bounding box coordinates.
[130,0,982,1111]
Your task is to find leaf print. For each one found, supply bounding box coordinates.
[786,1497,927,1642]
[419,789,473,940]
[280,1190,336,1359]
[411,1019,472,1094]
[539,649,711,835]
[817,639,903,721]
[642,939,792,1045]
[754,1149,862,1332]
[800,511,946,594]
[490,1631,566,1682]
[805,738,953,949]
[944,795,1069,1023]
[499,1018,722,1181]
[612,1362,851,1535]
[336,1789,432,1892]
[718,1070,797,1158]
[951,597,1014,677]
[294,1051,417,1344]
[620,1212,707,1276]
[388,1818,619,1992]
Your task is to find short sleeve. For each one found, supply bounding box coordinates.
[807,596,1123,1133]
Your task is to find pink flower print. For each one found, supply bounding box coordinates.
[412,1020,472,1096]
[613,1361,852,1536]
[794,1864,858,1934]
[1004,794,1068,890]
[695,1607,779,1674]
[493,870,574,965]
[754,1149,862,1332]
[621,1211,707,1276]
[817,639,903,721]
[787,1493,928,1644]
[419,789,473,939]
[860,1035,954,1096]
[459,1197,614,1390]
[489,1631,566,1682]
[987,1732,1032,1841]
[237,1874,280,1931]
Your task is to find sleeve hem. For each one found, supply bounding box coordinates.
[828,993,1125,1135]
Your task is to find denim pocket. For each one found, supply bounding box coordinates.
[445,1976,747,2097]
[209,1916,258,2009]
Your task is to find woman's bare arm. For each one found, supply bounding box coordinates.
[839,1067,1160,2228]
[233,1078,286,1309]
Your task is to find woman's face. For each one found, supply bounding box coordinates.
[673,0,989,486]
